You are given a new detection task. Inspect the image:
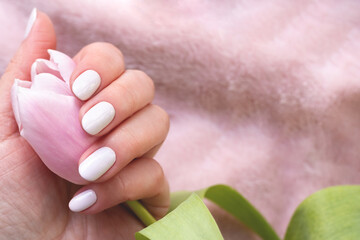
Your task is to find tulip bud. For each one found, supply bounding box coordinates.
[11,50,96,184]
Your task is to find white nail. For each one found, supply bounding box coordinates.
[82,101,115,135]
[72,70,101,100]
[68,189,97,212]
[24,8,37,39]
[79,147,116,181]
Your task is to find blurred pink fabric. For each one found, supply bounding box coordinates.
[1,1,360,239]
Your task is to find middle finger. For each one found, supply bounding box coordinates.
[80,70,155,136]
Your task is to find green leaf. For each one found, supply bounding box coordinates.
[135,184,279,239]
[170,184,280,240]
[135,193,224,240]
[285,185,360,240]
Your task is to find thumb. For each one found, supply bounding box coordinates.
[0,9,56,138]
[1,8,56,92]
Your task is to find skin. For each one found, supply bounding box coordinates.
[0,11,169,239]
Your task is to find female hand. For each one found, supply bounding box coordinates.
[0,10,169,239]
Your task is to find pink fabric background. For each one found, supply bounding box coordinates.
[1,1,360,239]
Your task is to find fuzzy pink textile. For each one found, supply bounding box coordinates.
[1,1,360,239]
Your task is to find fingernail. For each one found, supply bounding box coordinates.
[72,70,101,100]
[24,8,37,39]
[82,101,115,135]
[79,147,116,181]
[68,189,97,212]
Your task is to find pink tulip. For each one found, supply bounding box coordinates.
[11,50,95,184]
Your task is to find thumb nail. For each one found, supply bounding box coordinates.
[24,8,37,39]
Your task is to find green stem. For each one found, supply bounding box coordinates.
[126,200,157,226]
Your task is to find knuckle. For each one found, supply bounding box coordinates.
[122,126,142,157]
[112,78,137,114]
[120,70,155,113]
[123,84,138,114]
[83,42,124,66]
[86,42,115,51]
[115,173,131,201]
[147,159,165,192]
[9,57,19,68]
[152,105,170,133]
[129,70,155,94]
[81,42,101,54]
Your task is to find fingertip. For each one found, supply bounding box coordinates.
[78,146,117,182]
[69,189,97,213]
[24,10,57,52]
[141,174,170,219]
[3,9,57,91]
[71,69,102,101]
[24,8,37,39]
[69,42,125,101]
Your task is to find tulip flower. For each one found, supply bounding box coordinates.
[11,50,96,184]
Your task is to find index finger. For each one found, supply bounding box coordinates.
[70,42,125,101]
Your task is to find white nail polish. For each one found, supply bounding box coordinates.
[72,70,101,100]
[79,147,116,181]
[24,8,37,39]
[82,101,115,135]
[68,189,97,212]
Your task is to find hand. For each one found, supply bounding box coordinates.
[0,10,169,239]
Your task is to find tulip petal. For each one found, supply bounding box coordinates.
[48,49,76,83]
[11,79,31,131]
[31,59,62,82]
[16,87,95,184]
[11,50,94,184]
[31,73,72,95]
